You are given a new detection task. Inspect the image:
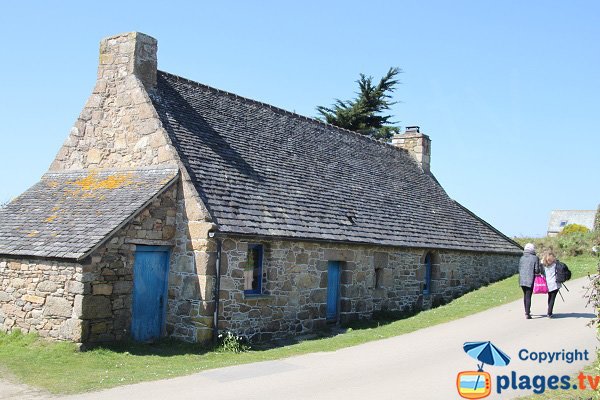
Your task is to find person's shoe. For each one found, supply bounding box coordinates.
[547,314,553,318]
[526,314,532,319]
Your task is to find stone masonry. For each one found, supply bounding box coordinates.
[217,237,518,342]
[0,258,81,340]
[391,128,431,174]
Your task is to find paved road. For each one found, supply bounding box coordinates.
[2,276,597,400]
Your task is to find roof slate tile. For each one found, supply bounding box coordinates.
[0,168,178,260]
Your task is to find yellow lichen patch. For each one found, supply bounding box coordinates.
[66,171,134,197]
[51,206,61,212]
[45,215,58,223]
[27,230,39,237]
[46,180,60,188]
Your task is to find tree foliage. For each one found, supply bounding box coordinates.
[317,67,401,141]
[595,204,600,232]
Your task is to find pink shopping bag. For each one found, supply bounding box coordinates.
[533,274,548,294]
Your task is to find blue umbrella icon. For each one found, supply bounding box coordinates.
[463,341,511,371]
[463,341,511,392]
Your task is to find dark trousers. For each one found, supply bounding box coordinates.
[521,286,533,315]
[548,289,559,315]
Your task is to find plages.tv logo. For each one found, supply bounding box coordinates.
[456,341,511,399]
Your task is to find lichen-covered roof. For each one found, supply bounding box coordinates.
[151,71,521,254]
[0,168,178,260]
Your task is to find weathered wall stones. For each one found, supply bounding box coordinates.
[217,238,518,342]
[0,258,81,340]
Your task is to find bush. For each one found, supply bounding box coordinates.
[560,223,590,236]
[516,231,600,258]
[594,204,600,232]
[216,331,250,353]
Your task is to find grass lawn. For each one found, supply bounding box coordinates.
[0,254,597,394]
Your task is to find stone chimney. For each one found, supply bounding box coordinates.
[391,126,431,173]
[98,32,157,89]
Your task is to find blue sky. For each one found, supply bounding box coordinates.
[0,1,598,237]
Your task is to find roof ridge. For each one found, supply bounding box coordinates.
[43,166,179,178]
[157,70,407,154]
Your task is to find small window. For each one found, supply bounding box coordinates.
[244,244,263,295]
[374,267,383,289]
[559,220,568,227]
[423,253,432,295]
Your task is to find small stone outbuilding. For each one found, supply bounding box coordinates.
[0,32,522,344]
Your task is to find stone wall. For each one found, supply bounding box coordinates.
[217,237,518,342]
[0,258,82,340]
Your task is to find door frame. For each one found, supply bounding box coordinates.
[131,245,171,341]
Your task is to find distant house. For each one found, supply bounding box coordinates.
[0,32,521,344]
[547,210,597,236]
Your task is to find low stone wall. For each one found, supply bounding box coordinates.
[217,238,519,342]
[0,258,82,340]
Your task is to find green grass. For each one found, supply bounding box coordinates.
[0,255,597,395]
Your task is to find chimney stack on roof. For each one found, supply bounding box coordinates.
[98,32,157,89]
[391,126,431,174]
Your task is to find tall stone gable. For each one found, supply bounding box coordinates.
[49,32,174,171]
[49,32,219,342]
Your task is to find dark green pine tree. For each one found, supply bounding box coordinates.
[317,67,402,141]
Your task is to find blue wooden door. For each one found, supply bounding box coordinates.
[131,246,170,342]
[327,261,340,321]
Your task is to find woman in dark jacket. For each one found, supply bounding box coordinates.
[519,243,540,319]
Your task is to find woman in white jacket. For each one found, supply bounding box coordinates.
[541,251,561,318]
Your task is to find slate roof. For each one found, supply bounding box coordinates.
[151,71,521,254]
[0,168,178,260]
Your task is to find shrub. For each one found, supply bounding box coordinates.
[516,231,600,258]
[594,204,600,232]
[560,224,590,236]
[216,331,250,353]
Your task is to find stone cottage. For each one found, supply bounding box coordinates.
[0,32,522,344]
